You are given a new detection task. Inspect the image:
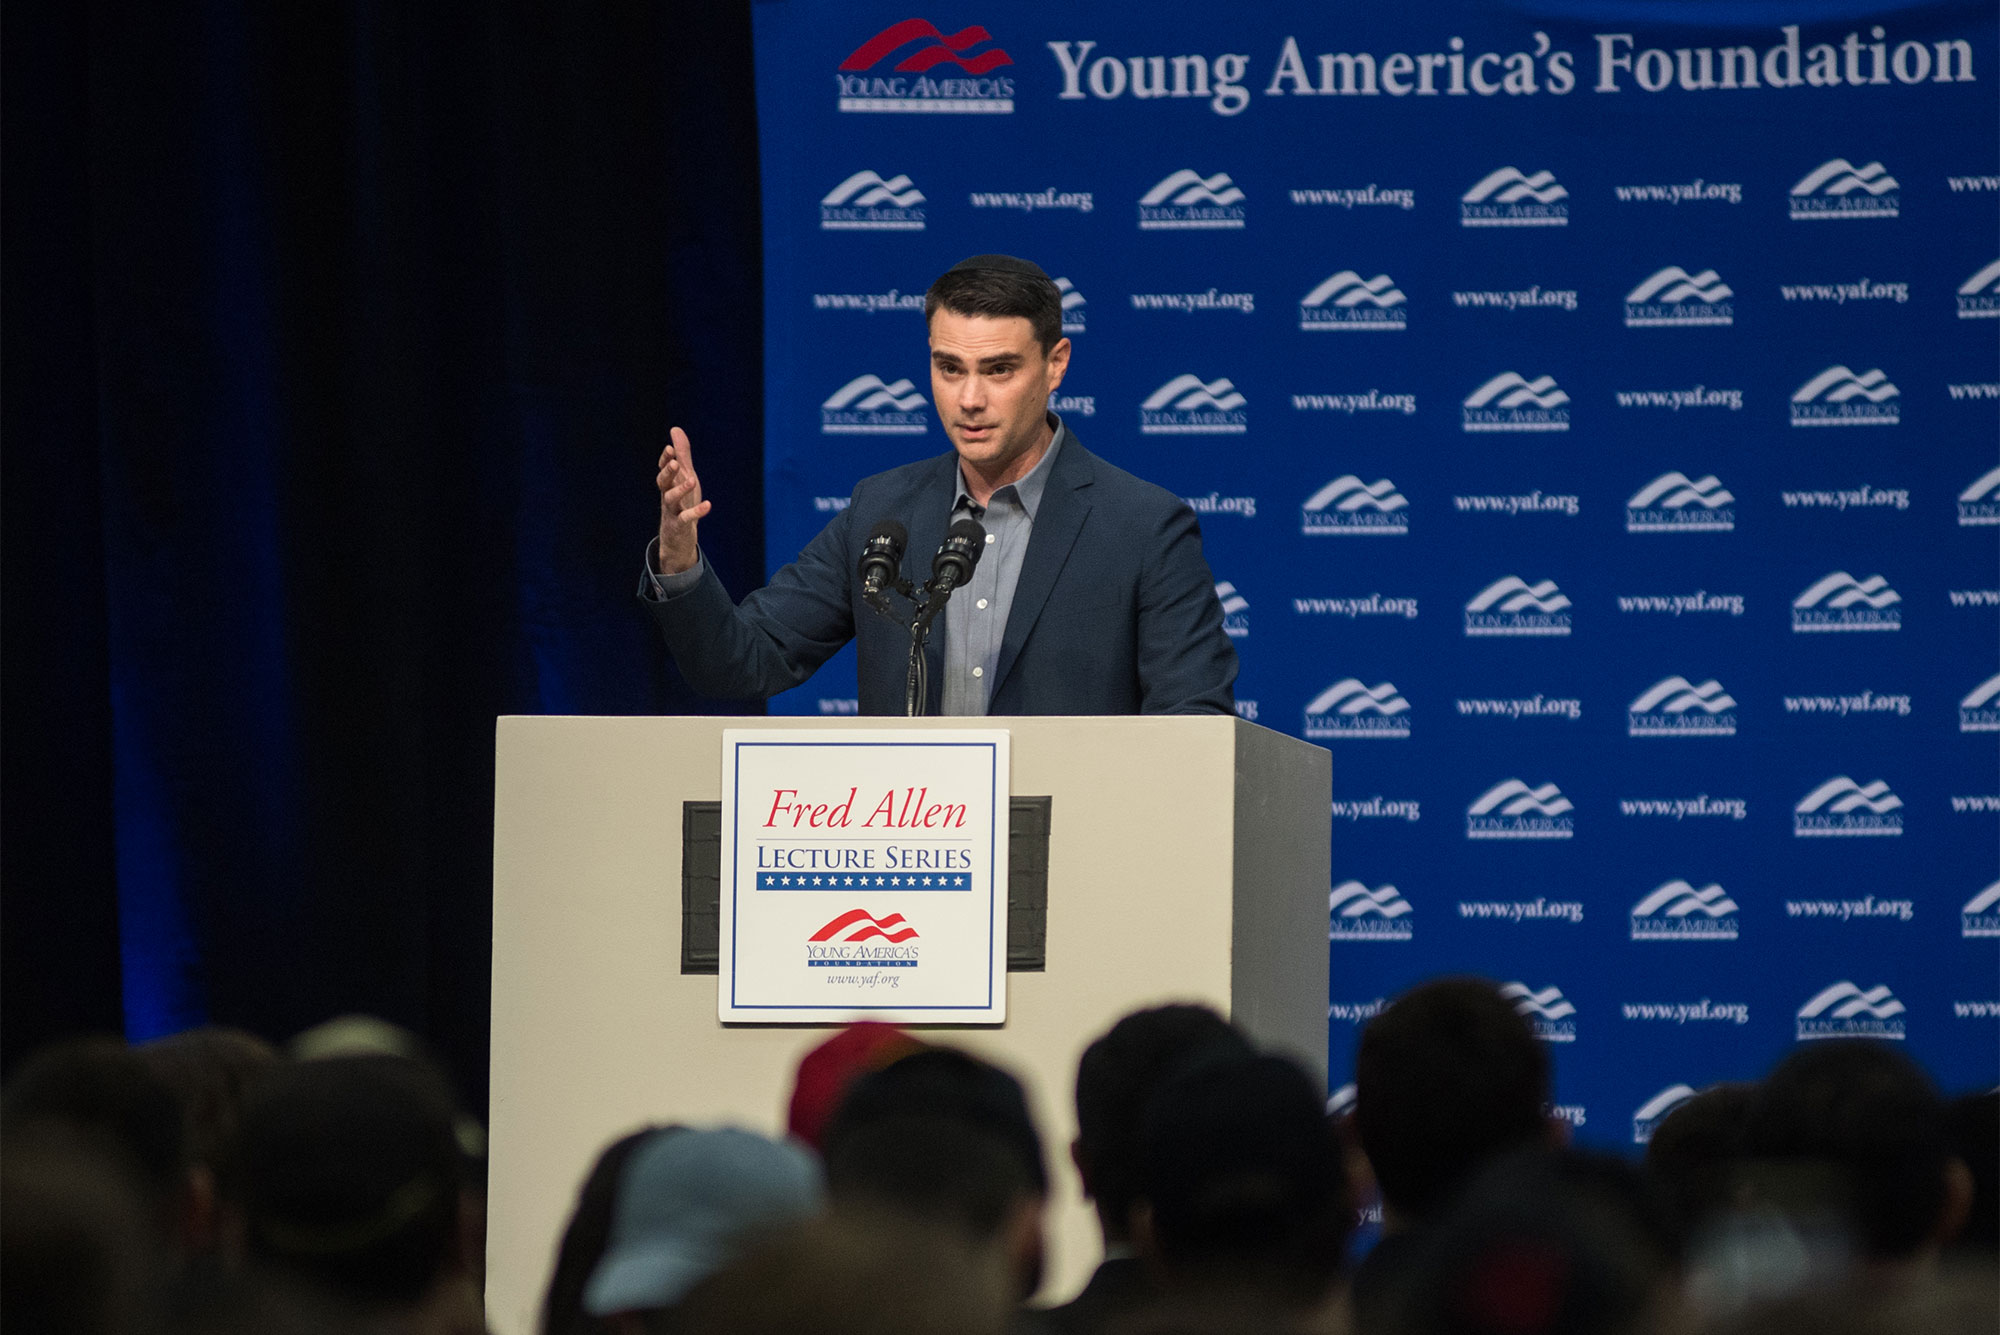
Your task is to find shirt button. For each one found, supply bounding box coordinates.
[985,533,996,544]
[972,666,984,678]
[976,598,988,609]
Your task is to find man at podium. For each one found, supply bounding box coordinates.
[638,254,1238,717]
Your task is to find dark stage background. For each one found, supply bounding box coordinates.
[2,1,771,1112]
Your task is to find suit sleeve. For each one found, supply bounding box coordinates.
[639,505,858,700]
[1134,501,1239,715]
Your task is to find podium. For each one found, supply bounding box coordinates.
[485,715,1330,1335]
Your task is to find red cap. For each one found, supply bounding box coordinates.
[785,1023,925,1150]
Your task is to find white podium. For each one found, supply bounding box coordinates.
[485,715,1330,1335]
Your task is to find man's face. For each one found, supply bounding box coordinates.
[927,310,1070,478]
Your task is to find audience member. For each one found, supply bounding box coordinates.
[1642,1082,1754,1248]
[784,1022,925,1151]
[1943,1089,1998,1259]
[1349,979,1555,1328]
[139,1025,282,1251]
[541,1126,673,1335]
[1129,1051,1350,1331]
[1,1125,154,1335]
[583,1126,821,1331]
[234,1053,484,1333]
[674,1209,1013,1335]
[1374,1149,1680,1335]
[1041,1003,1250,1335]
[821,1046,1050,1303]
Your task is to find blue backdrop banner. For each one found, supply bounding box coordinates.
[751,0,1999,1145]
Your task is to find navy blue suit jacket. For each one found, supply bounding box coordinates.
[644,427,1237,715]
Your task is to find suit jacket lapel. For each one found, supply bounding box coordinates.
[989,435,1093,701]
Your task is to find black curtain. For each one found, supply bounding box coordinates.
[2,0,768,1114]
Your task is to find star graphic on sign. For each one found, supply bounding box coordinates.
[812,876,823,886]
[780,876,792,886]
[875,876,886,885]
[844,876,855,886]
[922,876,933,886]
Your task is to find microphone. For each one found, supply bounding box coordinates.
[929,518,986,596]
[858,519,908,597]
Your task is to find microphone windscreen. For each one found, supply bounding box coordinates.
[869,519,908,549]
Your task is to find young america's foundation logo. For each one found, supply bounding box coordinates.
[1625,473,1734,533]
[1214,581,1249,638]
[1304,680,1410,740]
[1138,169,1245,230]
[1789,158,1899,220]
[1797,982,1905,1041]
[821,376,929,435]
[1959,465,2000,527]
[1055,276,1086,333]
[1794,776,1903,837]
[1462,373,1570,433]
[820,171,927,231]
[1465,577,1571,637]
[1959,259,2000,319]
[1141,375,1247,434]
[1790,365,1899,427]
[805,910,920,969]
[1623,267,1734,327]
[1461,167,1569,227]
[1329,881,1414,941]
[1298,272,1407,331]
[1963,882,2000,939]
[1633,1085,1699,1144]
[1468,780,1574,840]
[1961,672,2000,733]
[1301,477,1408,535]
[1628,677,1738,737]
[1630,881,1740,942]
[836,20,1014,114]
[1501,983,1578,1042]
[1792,572,1901,632]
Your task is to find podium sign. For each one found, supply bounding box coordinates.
[719,730,1010,1023]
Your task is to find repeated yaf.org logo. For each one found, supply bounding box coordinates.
[1963,882,2000,939]
[820,170,927,231]
[1797,982,1906,1041]
[1465,577,1572,637]
[1790,365,1900,427]
[1138,169,1245,230]
[1461,167,1569,227]
[836,20,1014,114]
[1501,982,1578,1042]
[1959,259,2000,320]
[1792,571,1901,633]
[821,375,929,435]
[1329,881,1414,941]
[1630,881,1740,942]
[1789,158,1899,220]
[1055,276,1086,333]
[805,909,920,970]
[1632,1085,1699,1145]
[1302,476,1409,536]
[1961,672,2000,733]
[1463,373,1571,433]
[1959,465,2000,527]
[1624,267,1735,327]
[1215,581,1249,638]
[1628,677,1738,738]
[1304,680,1410,740]
[1141,374,1247,434]
[1468,780,1574,841]
[1795,776,1904,838]
[1626,472,1735,533]
[1298,271,1407,331]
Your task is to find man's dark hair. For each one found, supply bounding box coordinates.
[236,1055,464,1307]
[824,1047,1046,1196]
[1644,1082,1755,1245]
[541,1125,672,1335]
[2,1036,190,1234]
[1944,1090,1998,1255]
[924,256,1062,354]
[1741,1040,1957,1260]
[138,1026,281,1201]
[1074,1004,1251,1238]
[1137,1053,1350,1306]
[1355,978,1551,1220]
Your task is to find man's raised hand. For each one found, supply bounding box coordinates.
[656,426,711,575]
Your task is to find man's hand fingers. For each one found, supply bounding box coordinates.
[679,499,712,524]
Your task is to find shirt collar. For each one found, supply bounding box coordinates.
[953,414,1065,520]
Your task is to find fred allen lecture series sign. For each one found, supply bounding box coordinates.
[719,730,1010,1023]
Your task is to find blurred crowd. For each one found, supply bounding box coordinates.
[2,979,1993,1335]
